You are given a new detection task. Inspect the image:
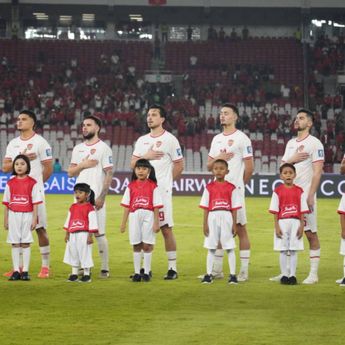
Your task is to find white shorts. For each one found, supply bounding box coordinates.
[204,210,236,250]
[236,193,247,225]
[339,238,345,256]
[7,210,34,244]
[304,199,317,233]
[36,196,47,230]
[63,232,94,268]
[274,218,304,251]
[129,209,156,245]
[95,205,106,235]
[158,187,173,228]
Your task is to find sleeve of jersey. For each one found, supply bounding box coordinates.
[38,137,53,162]
[31,183,43,205]
[199,188,210,209]
[208,138,216,159]
[170,136,184,162]
[88,209,99,233]
[300,191,310,214]
[338,195,345,214]
[120,187,130,208]
[132,137,143,158]
[242,136,253,159]
[2,184,10,206]
[312,141,325,163]
[70,147,79,166]
[63,211,71,231]
[102,145,114,170]
[153,187,163,209]
[269,192,279,214]
[4,141,14,161]
[231,188,242,210]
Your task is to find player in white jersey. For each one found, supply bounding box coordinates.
[68,115,113,278]
[2,110,53,278]
[131,105,184,280]
[207,104,254,282]
[271,109,324,284]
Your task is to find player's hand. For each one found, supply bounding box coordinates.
[144,145,164,160]
[87,234,93,244]
[4,221,8,230]
[203,225,209,237]
[307,194,314,212]
[232,224,237,236]
[21,148,37,161]
[217,151,234,161]
[120,225,126,233]
[31,219,37,231]
[153,221,160,233]
[81,155,98,169]
[275,227,283,238]
[65,232,70,243]
[290,152,309,164]
[95,197,105,210]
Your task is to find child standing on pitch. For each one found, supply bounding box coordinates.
[2,154,42,281]
[337,193,345,286]
[63,183,98,283]
[199,159,242,284]
[269,163,309,285]
[120,159,162,282]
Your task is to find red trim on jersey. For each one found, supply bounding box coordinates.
[269,210,279,214]
[296,134,310,142]
[243,156,253,160]
[173,158,183,163]
[2,201,9,206]
[232,206,242,211]
[32,201,43,205]
[41,159,53,163]
[4,157,12,161]
[20,132,36,141]
[149,130,166,138]
[312,159,324,163]
[70,163,77,167]
[222,129,238,136]
[89,228,98,233]
[120,203,130,208]
[154,204,163,209]
[338,211,345,215]
[199,205,209,210]
[132,155,141,158]
[103,165,113,171]
[208,154,215,159]
[85,139,101,146]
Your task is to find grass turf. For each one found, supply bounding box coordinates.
[0,195,344,345]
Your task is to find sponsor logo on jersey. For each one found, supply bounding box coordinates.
[211,199,230,210]
[46,148,52,156]
[228,140,234,146]
[155,141,162,148]
[90,149,96,155]
[176,148,182,156]
[70,220,85,230]
[318,149,324,158]
[298,145,304,152]
[27,144,33,150]
[11,195,29,206]
[133,196,149,208]
[281,204,298,217]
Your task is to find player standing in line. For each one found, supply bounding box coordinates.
[63,183,98,283]
[207,104,254,281]
[131,105,184,280]
[120,159,162,282]
[200,159,241,284]
[2,110,53,278]
[3,155,42,281]
[269,163,309,285]
[271,109,324,284]
[68,115,113,278]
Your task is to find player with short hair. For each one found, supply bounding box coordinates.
[200,159,242,284]
[207,103,254,281]
[2,110,53,278]
[269,163,309,285]
[271,109,324,284]
[68,115,113,278]
[131,104,184,280]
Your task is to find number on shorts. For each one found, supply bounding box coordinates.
[159,211,165,222]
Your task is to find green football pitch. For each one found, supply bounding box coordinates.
[0,195,344,345]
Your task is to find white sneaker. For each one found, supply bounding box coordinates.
[211,271,224,279]
[302,274,318,284]
[237,271,248,282]
[336,278,344,284]
[269,274,282,282]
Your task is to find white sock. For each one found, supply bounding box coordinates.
[84,268,91,275]
[226,249,236,275]
[280,251,288,276]
[207,249,216,275]
[289,251,297,277]
[239,249,250,273]
[11,247,21,272]
[19,247,23,268]
[96,236,109,271]
[72,266,78,275]
[39,245,50,268]
[309,249,320,276]
[167,251,177,271]
[343,257,345,277]
[143,252,152,274]
[212,249,224,274]
[22,247,31,272]
[133,252,141,274]
[286,250,291,275]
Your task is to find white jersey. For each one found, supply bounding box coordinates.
[208,129,253,192]
[132,130,183,192]
[5,133,52,188]
[282,134,324,193]
[70,139,113,198]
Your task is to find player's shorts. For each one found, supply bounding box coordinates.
[303,202,317,233]
[236,193,247,226]
[7,210,34,244]
[129,209,156,245]
[204,210,236,250]
[274,218,304,251]
[63,232,94,268]
[157,187,173,228]
[95,205,106,235]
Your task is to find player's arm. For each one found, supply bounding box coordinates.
[243,158,254,185]
[42,160,53,182]
[340,156,345,175]
[172,159,184,180]
[153,208,160,233]
[4,206,8,230]
[341,214,345,239]
[31,204,38,230]
[2,158,12,173]
[207,153,233,171]
[273,214,283,238]
[297,216,304,239]
[307,161,323,209]
[120,207,130,233]
[95,168,113,210]
[231,210,238,235]
[203,209,209,236]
